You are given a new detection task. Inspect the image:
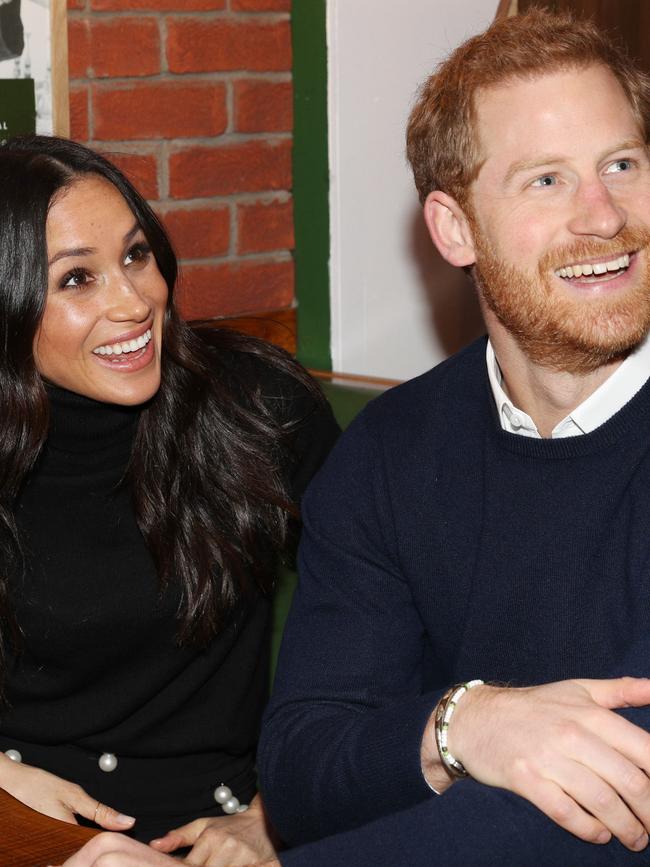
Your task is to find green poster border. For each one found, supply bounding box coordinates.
[292,0,331,371]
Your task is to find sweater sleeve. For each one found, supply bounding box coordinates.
[277,780,642,867]
[258,410,443,845]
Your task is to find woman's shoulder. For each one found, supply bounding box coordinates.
[192,327,340,501]
[192,326,324,424]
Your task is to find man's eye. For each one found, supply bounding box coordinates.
[531,174,557,187]
[124,242,151,266]
[606,159,633,174]
[60,268,91,289]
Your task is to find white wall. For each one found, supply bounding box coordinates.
[328,0,497,380]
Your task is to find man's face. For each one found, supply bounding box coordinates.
[467,64,650,373]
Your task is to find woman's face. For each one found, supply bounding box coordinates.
[34,174,168,405]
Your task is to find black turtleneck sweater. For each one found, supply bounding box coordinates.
[1,357,338,842]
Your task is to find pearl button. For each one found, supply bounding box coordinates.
[5,749,21,763]
[214,785,232,804]
[510,413,523,429]
[98,752,118,772]
[222,796,240,814]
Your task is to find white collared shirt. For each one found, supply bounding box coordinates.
[486,335,650,438]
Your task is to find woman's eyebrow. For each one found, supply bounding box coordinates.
[48,223,141,267]
[123,221,142,244]
[48,245,95,267]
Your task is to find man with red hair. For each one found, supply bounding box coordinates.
[258,8,650,865]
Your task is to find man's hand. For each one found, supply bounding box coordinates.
[54,832,280,867]
[422,676,650,851]
[149,795,278,866]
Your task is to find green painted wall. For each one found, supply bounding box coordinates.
[292,0,331,371]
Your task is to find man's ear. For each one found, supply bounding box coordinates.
[423,191,476,267]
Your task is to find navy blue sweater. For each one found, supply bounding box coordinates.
[259,336,650,865]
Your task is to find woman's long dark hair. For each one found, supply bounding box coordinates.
[0,134,319,658]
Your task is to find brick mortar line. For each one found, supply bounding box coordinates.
[87,72,95,139]
[69,72,292,84]
[178,250,292,266]
[68,10,289,21]
[87,133,292,147]
[152,191,292,207]
[160,138,170,200]
[225,78,234,135]
[159,15,168,73]
[229,198,237,258]
[156,191,291,209]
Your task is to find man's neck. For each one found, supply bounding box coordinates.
[486,317,624,438]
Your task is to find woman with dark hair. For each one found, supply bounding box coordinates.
[0,134,338,864]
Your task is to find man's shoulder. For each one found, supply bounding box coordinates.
[362,335,489,432]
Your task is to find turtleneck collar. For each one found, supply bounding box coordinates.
[45,384,140,457]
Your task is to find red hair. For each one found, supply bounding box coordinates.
[406,8,650,206]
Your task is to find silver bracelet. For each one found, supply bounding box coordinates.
[434,679,484,778]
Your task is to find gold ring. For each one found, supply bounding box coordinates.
[93,801,101,823]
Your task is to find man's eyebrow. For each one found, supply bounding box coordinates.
[503,139,647,187]
[48,222,142,267]
[503,155,567,186]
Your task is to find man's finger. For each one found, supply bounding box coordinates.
[551,753,648,850]
[578,676,650,709]
[520,774,611,845]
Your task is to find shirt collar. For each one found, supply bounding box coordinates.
[486,335,650,438]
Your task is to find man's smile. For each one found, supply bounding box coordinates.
[554,252,631,281]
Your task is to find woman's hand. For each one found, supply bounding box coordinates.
[54,833,176,866]
[54,832,280,867]
[0,752,135,830]
[149,794,277,866]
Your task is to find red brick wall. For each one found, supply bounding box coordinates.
[67,0,294,322]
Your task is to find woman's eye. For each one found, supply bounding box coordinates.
[531,174,557,188]
[606,159,633,174]
[124,242,151,266]
[60,268,91,289]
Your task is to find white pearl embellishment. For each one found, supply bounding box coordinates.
[98,752,118,772]
[214,785,232,804]
[213,784,249,814]
[5,749,21,763]
[223,796,240,815]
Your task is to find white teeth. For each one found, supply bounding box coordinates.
[93,328,152,356]
[555,253,631,279]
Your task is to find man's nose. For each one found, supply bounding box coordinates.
[566,180,627,239]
